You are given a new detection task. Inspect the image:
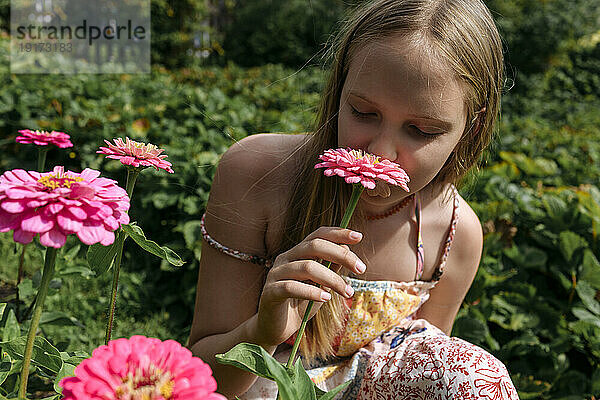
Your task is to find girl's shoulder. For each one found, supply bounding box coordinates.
[204,133,308,260]
[217,133,308,191]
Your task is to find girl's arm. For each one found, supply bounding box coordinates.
[416,196,483,335]
[188,136,277,398]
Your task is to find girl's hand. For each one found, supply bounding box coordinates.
[252,227,366,348]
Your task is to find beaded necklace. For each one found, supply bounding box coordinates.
[366,193,415,221]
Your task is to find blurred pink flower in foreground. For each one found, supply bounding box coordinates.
[315,148,410,191]
[60,335,227,400]
[98,137,174,173]
[0,166,129,248]
[16,129,73,148]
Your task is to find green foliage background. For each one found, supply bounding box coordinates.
[0,0,600,398]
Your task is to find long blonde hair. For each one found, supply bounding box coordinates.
[270,0,505,362]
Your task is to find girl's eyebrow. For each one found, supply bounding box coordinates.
[348,91,455,131]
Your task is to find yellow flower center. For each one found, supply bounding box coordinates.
[33,130,51,136]
[159,380,174,398]
[350,149,380,163]
[114,365,174,400]
[37,173,83,190]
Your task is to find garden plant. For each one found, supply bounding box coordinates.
[0,9,599,397]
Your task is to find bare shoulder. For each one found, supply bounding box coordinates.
[452,191,483,269]
[190,133,307,344]
[208,133,305,223]
[415,188,483,334]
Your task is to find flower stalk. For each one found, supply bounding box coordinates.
[37,148,48,172]
[18,246,58,399]
[286,184,364,369]
[105,167,140,344]
[16,147,49,322]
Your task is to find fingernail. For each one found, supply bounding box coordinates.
[321,291,332,301]
[345,285,355,298]
[355,259,366,273]
[350,231,362,240]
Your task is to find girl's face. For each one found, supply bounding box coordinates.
[337,35,467,205]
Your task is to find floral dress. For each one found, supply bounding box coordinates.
[200,186,520,399]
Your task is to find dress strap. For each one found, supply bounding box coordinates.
[200,212,273,269]
[431,185,460,281]
[414,193,425,280]
[414,185,460,281]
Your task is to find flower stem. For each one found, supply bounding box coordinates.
[285,184,364,369]
[104,168,139,345]
[16,243,27,322]
[18,246,58,399]
[37,148,48,172]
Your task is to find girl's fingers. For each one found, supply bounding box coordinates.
[285,236,365,275]
[305,226,363,244]
[275,227,364,272]
[268,260,353,299]
[265,279,333,303]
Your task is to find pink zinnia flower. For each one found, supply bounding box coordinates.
[0,166,130,248]
[98,138,174,173]
[315,148,410,191]
[59,335,227,400]
[16,129,73,148]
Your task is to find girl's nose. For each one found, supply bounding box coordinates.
[367,129,397,162]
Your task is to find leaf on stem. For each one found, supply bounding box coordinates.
[2,309,20,343]
[121,223,185,266]
[86,242,119,277]
[215,343,275,380]
[1,336,63,374]
[317,379,352,400]
[289,358,316,399]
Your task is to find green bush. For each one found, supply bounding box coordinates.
[220,0,346,67]
[1,30,600,397]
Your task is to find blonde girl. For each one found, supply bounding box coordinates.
[189,0,519,398]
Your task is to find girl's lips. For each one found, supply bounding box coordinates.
[366,181,391,198]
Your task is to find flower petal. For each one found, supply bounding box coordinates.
[21,213,54,233]
[40,229,67,248]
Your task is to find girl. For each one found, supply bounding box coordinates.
[189,0,519,398]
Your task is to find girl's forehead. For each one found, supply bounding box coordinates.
[347,36,454,87]
[344,37,466,115]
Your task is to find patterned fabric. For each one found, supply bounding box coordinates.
[241,318,519,400]
[200,185,519,399]
[334,278,434,357]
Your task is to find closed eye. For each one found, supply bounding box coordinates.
[350,106,377,119]
[408,125,444,138]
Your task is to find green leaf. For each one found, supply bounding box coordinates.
[86,242,119,277]
[575,281,600,315]
[572,307,600,329]
[580,249,600,289]
[1,310,20,343]
[263,352,296,400]
[0,353,11,386]
[60,351,89,366]
[215,343,275,380]
[121,223,185,266]
[39,312,84,328]
[181,220,202,249]
[17,279,35,300]
[1,336,63,374]
[558,231,588,262]
[54,361,76,394]
[289,358,316,400]
[317,380,352,400]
